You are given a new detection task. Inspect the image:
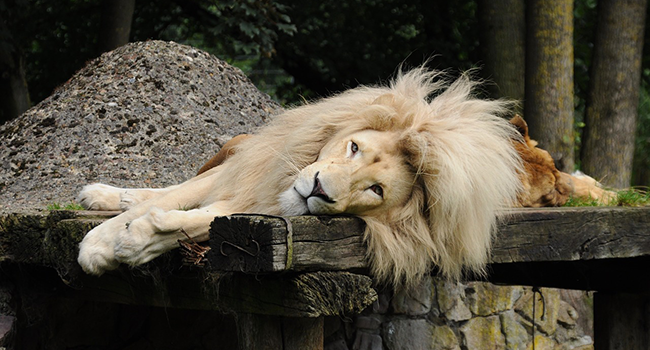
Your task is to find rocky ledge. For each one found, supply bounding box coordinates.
[0,40,281,212]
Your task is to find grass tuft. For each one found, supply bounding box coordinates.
[615,187,650,207]
[563,188,650,207]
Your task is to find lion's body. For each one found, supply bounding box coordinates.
[78,69,523,287]
[510,115,616,207]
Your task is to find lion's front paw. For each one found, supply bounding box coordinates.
[78,224,121,275]
[114,207,176,266]
[77,184,124,211]
[119,191,142,211]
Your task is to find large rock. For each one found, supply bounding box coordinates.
[460,315,506,350]
[434,280,472,322]
[430,325,461,350]
[383,319,434,350]
[500,310,529,350]
[391,275,433,315]
[0,40,281,212]
[514,288,561,336]
[465,282,523,316]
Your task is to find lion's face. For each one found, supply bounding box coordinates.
[279,129,415,216]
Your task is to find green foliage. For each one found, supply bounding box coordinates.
[3,0,103,103]
[133,0,295,57]
[573,0,597,89]
[3,0,650,187]
[572,0,598,170]
[47,202,85,211]
[269,0,481,103]
[2,0,295,108]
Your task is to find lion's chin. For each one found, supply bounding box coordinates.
[278,187,310,216]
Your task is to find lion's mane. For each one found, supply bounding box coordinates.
[208,68,522,287]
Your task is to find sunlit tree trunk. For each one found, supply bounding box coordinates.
[581,0,648,188]
[478,0,525,113]
[0,9,30,123]
[524,0,575,172]
[99,0,135,53]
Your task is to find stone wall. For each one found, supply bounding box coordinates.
[325,277,594,350]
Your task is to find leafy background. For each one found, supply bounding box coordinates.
[2,0,649,186]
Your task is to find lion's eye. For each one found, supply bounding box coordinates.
[350,141,359,154]
[370,184,383,198]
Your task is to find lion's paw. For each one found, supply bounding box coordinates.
[114,207,175,266]
[78,224,122,275]
[119,191,142,211]
[77,184,125,211]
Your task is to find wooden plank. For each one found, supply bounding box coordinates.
[75,270,378,317]
[4,207,649,272]
[237,315,324,350]
[281,317,324,350]
[493,207,650,263]
[208,215,367,273]
[2,207,650,293]
[487,256,650,293]
[594,292,650,350]
[208,207,650,271]
[1,261,376,317]
[237,314,284,350]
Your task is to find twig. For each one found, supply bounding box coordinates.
[178,228,211,267]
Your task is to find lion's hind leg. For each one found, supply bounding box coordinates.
[77,184,174,211]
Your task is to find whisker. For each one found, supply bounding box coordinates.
[264,145,301,175]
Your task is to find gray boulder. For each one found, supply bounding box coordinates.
[0,40,281,212]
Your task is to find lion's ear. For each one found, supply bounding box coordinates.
[509,115,529,139]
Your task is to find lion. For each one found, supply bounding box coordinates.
[193,117,615,208]
[510,115,616,207]
[77,68,523,288]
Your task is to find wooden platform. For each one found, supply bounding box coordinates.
[1,207,649,349]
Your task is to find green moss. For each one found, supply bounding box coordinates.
[47,202,85,211]
[563,195,605,207]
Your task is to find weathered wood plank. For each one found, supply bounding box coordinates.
[594,292,650,350]
[208,215,367,273]
[2,261,376,317]
[493,207,650,263]
[237,315,324,350]
[2,207,650,294]
[207,207,650,272]
[4,207,649,271]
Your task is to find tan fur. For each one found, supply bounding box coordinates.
[77,68,523,288]
[509,115,616,206]
[510,115,574,207]
[566,171,617,204]
[196,134,253,175]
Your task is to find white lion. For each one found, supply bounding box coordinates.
[77,68,522,288]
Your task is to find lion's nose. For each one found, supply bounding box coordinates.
[309,172,335,203]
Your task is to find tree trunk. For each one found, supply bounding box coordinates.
[98,0,135,53]
[581,0,647,189]
[524,0,575,172]
[0,9,31,123]
[478,0,526,113]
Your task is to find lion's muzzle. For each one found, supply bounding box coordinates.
[308,172,335,203]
